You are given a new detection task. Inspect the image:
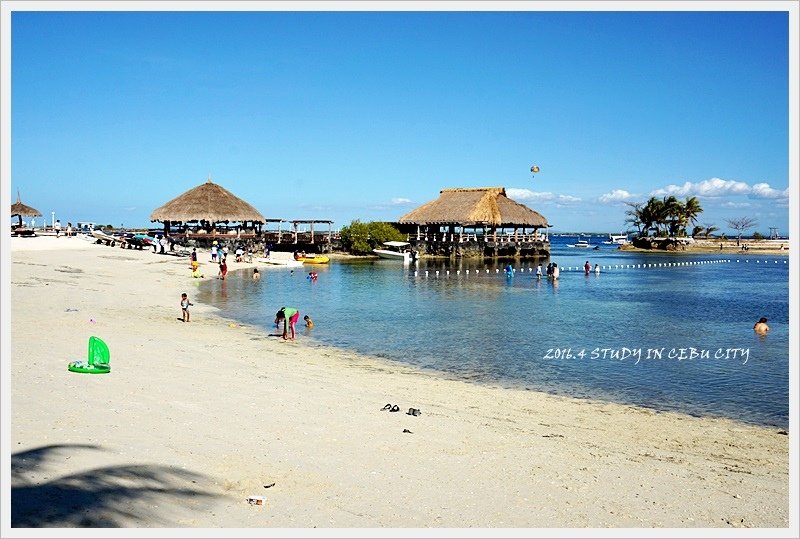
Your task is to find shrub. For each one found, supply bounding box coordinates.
[340,220,405,254]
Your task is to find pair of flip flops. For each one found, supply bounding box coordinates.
[381,404,421,416]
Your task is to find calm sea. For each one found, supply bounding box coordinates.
[196,235,790,428]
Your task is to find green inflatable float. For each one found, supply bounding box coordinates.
[68,336,111,374]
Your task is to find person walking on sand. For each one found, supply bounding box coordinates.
[66,222,73,237]
[211,242,218,263]
[275,307,300,340]
[180,293,193,322]
[55,219,61,237]
[753,317,769,335]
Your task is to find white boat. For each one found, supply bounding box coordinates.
[567,240,592,248]
[257,256,304,268]
[91,229,120,245]
[372,241,416,263]
[602,234,629,245]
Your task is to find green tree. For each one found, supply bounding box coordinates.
[703,224,719,239]
[340,220,371,254]
[628,195,703,238]
[682,196,703,231]
[340,220,405,254]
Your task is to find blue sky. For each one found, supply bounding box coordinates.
[6,6,794,234]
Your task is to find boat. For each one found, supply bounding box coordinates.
[91,229,120,245]
[567,240,592,248]
[257,257,304,268]
[297,254,330,264]
[602,234,629,245]
[372,241,416,263]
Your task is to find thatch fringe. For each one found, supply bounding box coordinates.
[150,179,266,223]
[10,191,42,217]
[399,187,549,228]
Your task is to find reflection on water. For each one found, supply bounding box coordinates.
[197,239,790,428]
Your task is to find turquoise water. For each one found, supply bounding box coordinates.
[196,236,790,428]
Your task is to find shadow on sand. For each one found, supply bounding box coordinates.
[12,444,218,527]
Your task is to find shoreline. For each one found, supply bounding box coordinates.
[7,236,792,529]
[619,238,790,256]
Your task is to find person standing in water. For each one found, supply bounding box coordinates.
[753,317,769,335]
[275,307,300,340]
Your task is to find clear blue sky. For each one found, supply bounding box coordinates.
[6,6,793,234]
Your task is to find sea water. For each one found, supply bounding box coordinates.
[196,235,790,428]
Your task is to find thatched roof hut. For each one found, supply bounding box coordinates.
[399,187,549,229]
[10,191,42,226]
[150,178,266,225]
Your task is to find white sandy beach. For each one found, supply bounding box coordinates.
[5,235,795,533]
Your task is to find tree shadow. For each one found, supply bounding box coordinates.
[12,444,219,527]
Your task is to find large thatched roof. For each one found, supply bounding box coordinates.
[150,178,266,223]
[10,192,41,217]
[399,187,549,228]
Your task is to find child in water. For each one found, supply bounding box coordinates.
[304,315,314,329]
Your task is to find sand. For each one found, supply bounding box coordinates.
[619,238,790,256]
[5,235,795,532]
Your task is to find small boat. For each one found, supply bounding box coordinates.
[258,257,304,268]
[602,234,629,245]
[297,254,330,264]
[372,241,415,263]
[567,240,592,248]
[91,229,119,245]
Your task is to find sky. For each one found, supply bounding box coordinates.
[4,3,795,235]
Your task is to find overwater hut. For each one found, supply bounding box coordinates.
[398,187,551,258]
[150,178,266,242]
[10,191,42,236]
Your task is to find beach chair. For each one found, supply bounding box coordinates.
[67,336,111,374]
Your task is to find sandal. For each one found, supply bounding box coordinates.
[390,404,400,412]
[381,403,392,411]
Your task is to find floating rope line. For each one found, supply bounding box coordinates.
[412,258,787,278]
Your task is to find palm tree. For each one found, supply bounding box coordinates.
[642,197,665,236]
[624,202,644,236]
[682,196,703,229]
[662,196,684,237]
[703,224,719,239]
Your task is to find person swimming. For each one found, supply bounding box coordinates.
[753,317,769,335]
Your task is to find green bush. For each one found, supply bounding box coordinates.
[752,232,764,240]
[340,220,405,254]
